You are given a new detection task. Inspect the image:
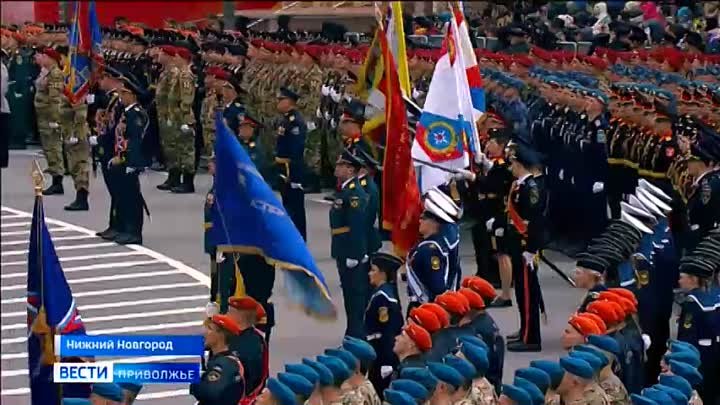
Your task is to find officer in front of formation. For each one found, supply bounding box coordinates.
[330,149,370,339]
[108,76,149,245]
[191,314,245,405]
[365,252,404,396]
[505,144,547,352]
[275,86,308,241]
[356,149,382,255]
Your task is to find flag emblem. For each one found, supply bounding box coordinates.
[427,121,458,156]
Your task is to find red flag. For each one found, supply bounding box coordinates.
[379,25,422,257]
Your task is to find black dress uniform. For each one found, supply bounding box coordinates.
[505,146,547,352]
[112,81,148,245]
[331,151,370,338]
[95,85,124,240]
[229,326,266,397]
[223,95,246,137]
[364,253,404,396]
[359,173,382,254]
[685,168,720,251]
[275,87,308,240]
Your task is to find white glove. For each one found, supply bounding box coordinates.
[316,108,322,119]
[86,94,95,104]
[494,228,504,237]
[453,169,476,181]
[180,124,191,133]
[205,302,219,317]
[67,136,79,145]
[592,182,604,194]
[642,334,651,351]
[49,122,60,129]
[412,87,421,100]
[125,167,136,174]
[330,118,337,129]
[331,92,342,103]
[558,169,564,180]
[485,218,496,231]
[522,251,537,267]
[324,111,332,121]
[89,135,98,146]
[361,255,369,263]
[321,85,330,96]
[346,258,359,268]
[215,251,226,263]
[380,366,394,378]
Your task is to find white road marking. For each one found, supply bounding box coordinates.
[2,307,205,331]
[2,282,204,305]
[1,213,25,220]
[0,227,68,237]
[1,259,163,279]
[2,294,209,318]
[1,242,116,256]
[1,355,200,379]
[1,234,97,246]
[1,250,145,266]
[2,320,203,345]
[1,269,181,291]
[0,221,31,228]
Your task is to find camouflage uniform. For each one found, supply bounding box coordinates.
[201,89,220,156]
[156,66,178,169]
[59,99,90,192]
[34,65,64,176]
[581,383,611,405]
[598,374,630,405]
[174,66,196,173]
[471,378,498,405]
[689,390,703,405]
[546,395,561,405]
[350,379,381,405]
[454,391,475,405]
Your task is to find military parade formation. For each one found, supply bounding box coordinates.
[2,1,720,405]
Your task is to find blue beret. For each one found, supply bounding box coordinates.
[529,360,563,390]
[568,351,603,373]
[399,367,438,392]
[501,384,532,405]
[573,345,609,368]
[117,382,143,394]
[630,394,659,405]
[63,399,92,405]
[560,356,594,380]
[390,379,430,401]
[427,362,465,388]
[664,352,701,368]
[266,377,297,405]
[668,341,700,357]
[668,360,702,387]
[515,367,550,394]
[383,389,417,405]
[587,334,620,356]
[458,335,488,350]
[654,384,688,405]
[642,387,673,405]
[514,377,545,405]
[278,372,314,399]
[285,364,319,386]
[317,355,351,385]
[277,86,299,101]
[302,358,333,386]
[459,343,489,376]
[92,383,124,401]
[342,336,377,364]
[324,348,358,371]
[658,375,693,398]
[443,355,477,381]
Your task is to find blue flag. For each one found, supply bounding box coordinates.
[64,0,103,105]
[210,114,336,319]
[28,195,89,404]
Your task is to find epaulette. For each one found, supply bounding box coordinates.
[348,182,355,190]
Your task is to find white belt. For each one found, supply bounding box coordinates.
[367,333,382,341]
[290,183,304,190]
[698,339,712,347]
[690,224,700,231]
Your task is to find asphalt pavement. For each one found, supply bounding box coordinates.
[1,149,585,404]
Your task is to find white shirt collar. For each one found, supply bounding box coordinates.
[517,173,532,185]
[124,102,137,112]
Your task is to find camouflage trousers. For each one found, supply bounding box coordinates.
[61,121,90,191]
[37,112,64,176]
[202,125,216,158]
[160,121,196,173]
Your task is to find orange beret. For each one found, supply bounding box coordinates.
[577,313,607,335]
[607,288,637,306]
[211,314,241,335]
[174,47,192,61]
[419,303,450,328]
[435,292,469,317]
[404,322,432,352]
[228,296,265,320]
[614,296,636,315]
[587,300,622,325]
[568,314,602,337]
[462,277,497,302]
[409,307,442,333]
[458,288,485,310]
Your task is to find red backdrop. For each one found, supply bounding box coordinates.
[29,1,278,27]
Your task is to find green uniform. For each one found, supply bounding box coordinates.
[330,177,370,338]
[8,48,37,148]
[172,67,196,174]
[156,67,178,168]
[59,97,90,191]
[358,174,381,253]
[34,65,64,176]
[240,137,266,178]
[201,90,220,157]
[191,350,244,405]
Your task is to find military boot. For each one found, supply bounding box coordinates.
[64,189,89,211]
[157,169,180,191]
[42,175,64,195]
[171,173,195,194]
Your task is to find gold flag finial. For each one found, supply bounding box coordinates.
[31,160,45,196]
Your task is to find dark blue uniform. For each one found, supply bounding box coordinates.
[275,108,307,240]
[440,222,461,291]
[191,350,245,405]
[330,177,370,338]
[469,313,505,392]
[405,234,449,314]
[97,89,123,238]
[364,283,403,395]
[223,98,245,137]
[685,170,720,251]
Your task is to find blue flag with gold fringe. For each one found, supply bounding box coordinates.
[210,114,336,319]
[27,192,89,404]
